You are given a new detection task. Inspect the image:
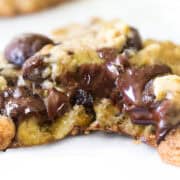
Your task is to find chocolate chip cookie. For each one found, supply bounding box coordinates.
[0,18,180,166]
[0,0,65,16]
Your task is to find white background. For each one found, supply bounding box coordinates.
[0,0,180,179]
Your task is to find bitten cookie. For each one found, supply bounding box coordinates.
[0,18,180,166]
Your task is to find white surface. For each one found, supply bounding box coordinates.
[0,0,180,179]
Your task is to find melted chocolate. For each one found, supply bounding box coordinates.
[117,65,171,106]
[23,55,46,82]
[125,27,143,51]
[0,87,46,120]
[47,89,69,120]
[116,65,172,143]
[58,64,115,99]
[155,100,180,143]
[77,64,115,98]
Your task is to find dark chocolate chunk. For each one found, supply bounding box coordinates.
[47,89,69,120]
[23,55,45,82]
[155,100,180,143]
[58,64,116,99]
[4,33,53,67]
[125,27,143,51]
[78,64,115,98]
[0,87,46,120]
[117,65,171,106]
[105,55,129,77]
[115,64,177,143]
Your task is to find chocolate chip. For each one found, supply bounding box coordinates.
[116,64,174,143]
[156,100,180,143]
[105,55,129,77]
[125,27,142,51]
[4,33,53,67]
[97,48,130,77]
[47,89,69,120]
[23,55,45,82]
[58,64,115,99]
[0,87,46,120]
[78,64,115,98]
[118,65,171,106]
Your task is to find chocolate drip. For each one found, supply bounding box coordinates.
[155,100,180,143]
[117,65,171,106]
[116,65,174,143]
